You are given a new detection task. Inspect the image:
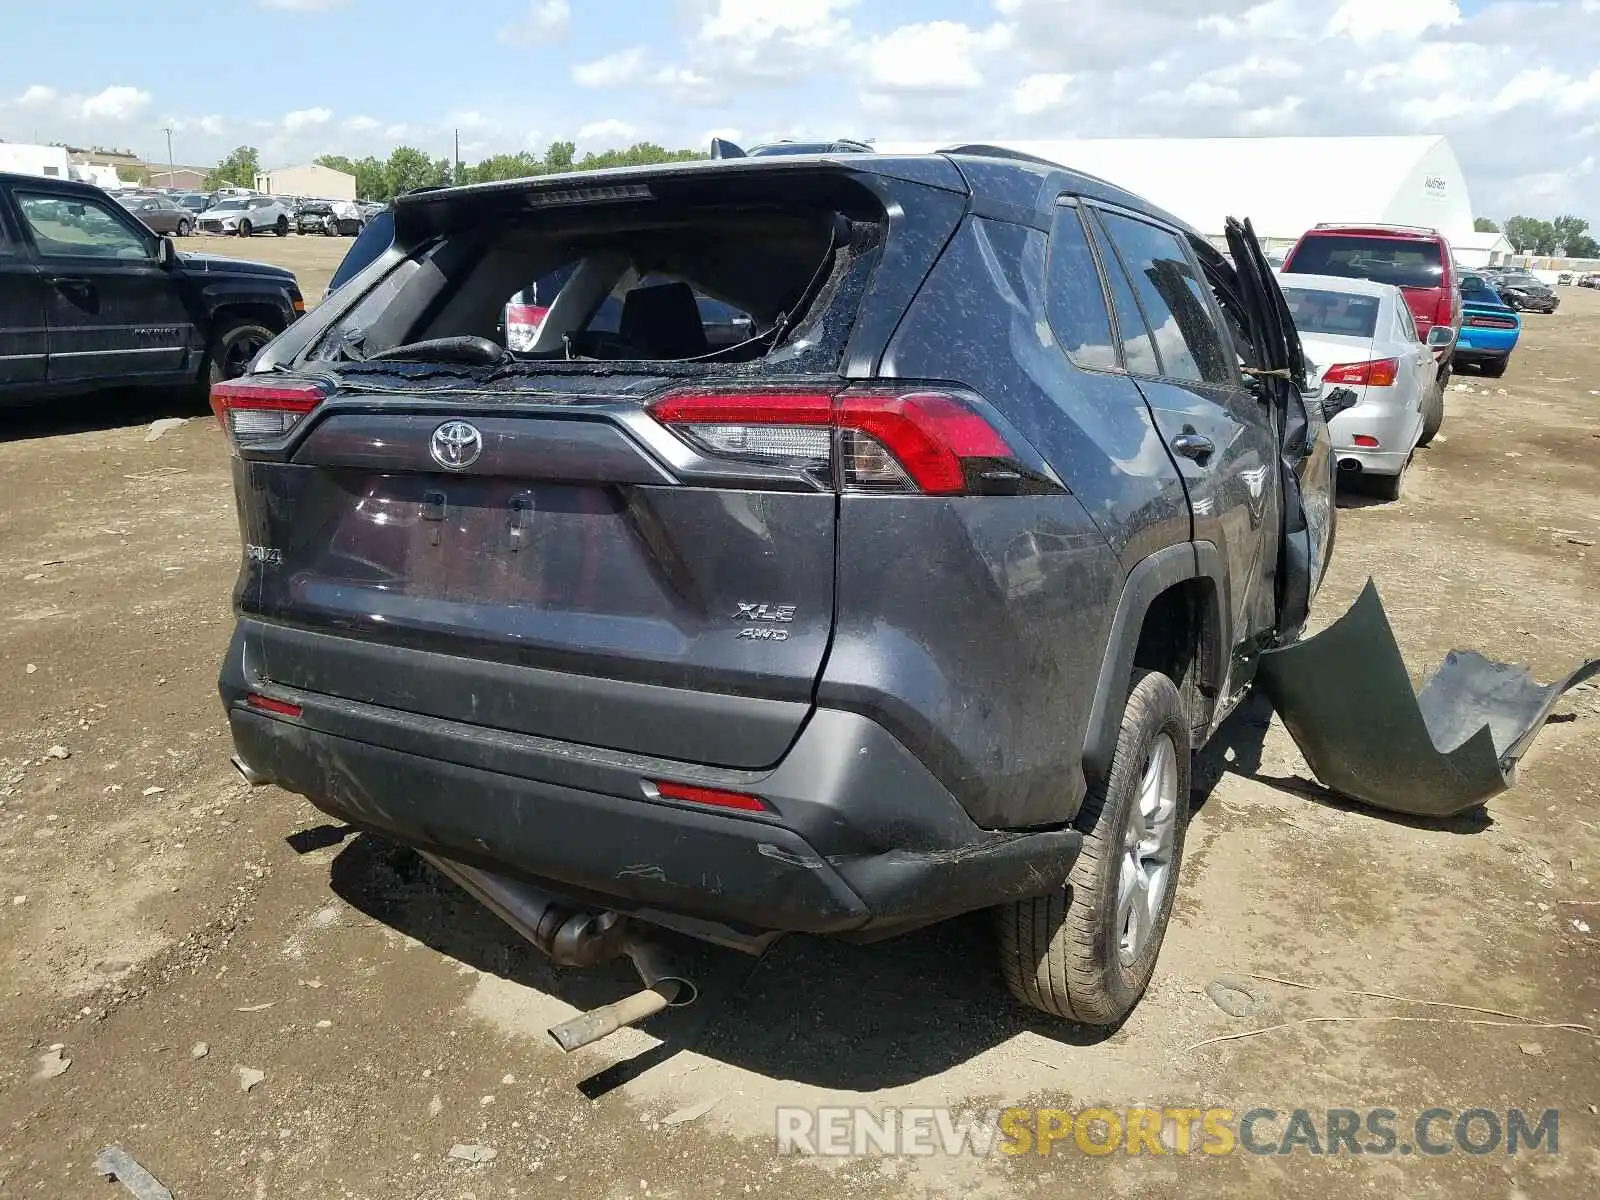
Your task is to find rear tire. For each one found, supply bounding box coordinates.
[997,669,1190,1026]
[176,219,191,237]
[205,319,277,388]
[1416,382,1444,447]
[1479,356,1508,379]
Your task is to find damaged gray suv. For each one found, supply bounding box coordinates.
[214,146,1333,1033]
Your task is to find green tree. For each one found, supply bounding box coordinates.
[1551,214,1590,255]
[1567,232,1599,259]
[206,145,261,190]
[469,152,545,184]
[116,164,151,186]
[385,145,449,197]
[314,154,357,176]
[543,140,576,172]
[1504,215,1557,255]
[1472,217,1499,233]
[351,156,389,201]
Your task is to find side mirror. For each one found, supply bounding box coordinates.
[1426,326,1455,350]
[156,236,176,268]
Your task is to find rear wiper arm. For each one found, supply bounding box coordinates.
[363,335,513,367]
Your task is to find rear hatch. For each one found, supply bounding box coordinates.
[1282,232,1448,332]
[217,160,969,769]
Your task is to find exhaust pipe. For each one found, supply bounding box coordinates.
[231,755,267,786]
[420,853,697,1052]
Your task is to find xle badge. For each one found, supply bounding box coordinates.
[734,601,796,641]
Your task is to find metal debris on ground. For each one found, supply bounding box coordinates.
[93,1146,175,1200]
[1257,579,1600,817]
[447,1144,497,1164]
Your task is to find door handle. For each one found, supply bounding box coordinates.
[1170,432,1215,461]
[53,276,92,290]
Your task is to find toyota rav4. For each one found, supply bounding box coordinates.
[214,148,1333,1026]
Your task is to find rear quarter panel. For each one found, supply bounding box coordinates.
[834,214,1185,829]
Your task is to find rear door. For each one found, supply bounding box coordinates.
[1226,219,1335,640]
[1088,204,1282,659]
[13,188,193,383]
[0,197,48,389]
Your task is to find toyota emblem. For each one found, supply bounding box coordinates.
[430,420,483,470]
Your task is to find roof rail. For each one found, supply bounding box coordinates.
[941,143,1064,169]
[1313,221,1440,236]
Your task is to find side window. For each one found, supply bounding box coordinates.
[1097,210,1234,386]
[1395,300,1418,343]
[16,192,150,260]
[1044,204,1118,371]
[1086,213,1161,376]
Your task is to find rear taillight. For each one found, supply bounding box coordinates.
[1433,293,1454,328]
[1323,359,1399,387]
[504,302,549,352]
[1352,434,1380,448]
[209,378,326,449]
[648,386,1035,496]
[1468,315,1517,329]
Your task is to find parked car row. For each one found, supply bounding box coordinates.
[1474,266,1560,314]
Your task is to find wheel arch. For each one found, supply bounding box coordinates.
[1081,542,1229,786]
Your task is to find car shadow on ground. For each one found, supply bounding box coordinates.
[322,830,1117,1097]
[0,386,208,443]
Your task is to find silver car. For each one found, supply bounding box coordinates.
[196,194,293,237]
[1280,272,1453,502]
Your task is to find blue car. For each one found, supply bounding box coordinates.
[1453,271,1521,378]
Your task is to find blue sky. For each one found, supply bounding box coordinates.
[1,0,1597,216]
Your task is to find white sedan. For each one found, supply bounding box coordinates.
[1279,272,1451,501]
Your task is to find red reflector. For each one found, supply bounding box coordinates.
[654,780,767,813]
[1352,434,1380,448]
[246,692,303,718]
[1322,359,1398,387]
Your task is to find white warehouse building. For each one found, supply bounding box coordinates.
[878,135,1478,251]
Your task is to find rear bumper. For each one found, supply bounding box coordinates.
[221,626,1080,937]
[1453,346,1512,367]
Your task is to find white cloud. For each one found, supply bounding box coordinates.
[702,126,743,146]
[864,21,1010,93]
[384,123,410,140]
[1012,73,1074,116]
[573,47,646,88]
[79,86,152,122]
[281,107,333,132]
[499,0,570,44]
[15,85,58,107]
[344,115,380,133]
[575,118,637,144]
[698,0,854,48]
[1325,0,1459,42]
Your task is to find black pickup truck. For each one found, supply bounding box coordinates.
[0,173,305,405]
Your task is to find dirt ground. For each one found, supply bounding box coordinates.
[1,265,1596,1199]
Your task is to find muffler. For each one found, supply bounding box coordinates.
[420,853,697,1052]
